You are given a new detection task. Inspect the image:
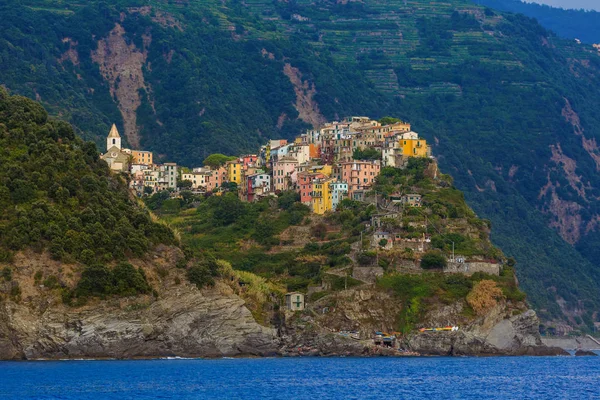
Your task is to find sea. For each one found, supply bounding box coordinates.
[1,356,599,399]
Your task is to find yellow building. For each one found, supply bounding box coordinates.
[131,150,153,165]
[400,138,428,157]
[227,160,242,184]
[312,178,334,215]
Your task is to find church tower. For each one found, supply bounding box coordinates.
[107,124,121,151]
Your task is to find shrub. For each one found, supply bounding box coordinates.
[466,280,505,315]
[420,250,447,269]
[73,263,151,300]
[358,251,377,265]
[311,223,328,240]
[186,260,219,289]
[1,267,12,281]
[43,275,59,289]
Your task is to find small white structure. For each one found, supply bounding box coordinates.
[285,292,305,311]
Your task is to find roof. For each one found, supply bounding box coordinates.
[108,124,120,138]
[278,156,298,163]
[285,292,304,296]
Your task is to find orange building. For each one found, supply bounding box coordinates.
[131,150,153,165]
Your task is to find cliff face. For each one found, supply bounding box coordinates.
[279,288,566,357]
[405,303,566,356]
[0,249,564,359]
[0,249,278,360]
[0,287,278,360]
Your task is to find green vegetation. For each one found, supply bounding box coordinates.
[0,89,175,264]
[203,154,237,169]
[420,251,447,270]
[378,266,525,333]
[65,262,151,304]
[152,190,377,292]
[2,0,600,321]
[186,258,220,289]
[353,148,381,161]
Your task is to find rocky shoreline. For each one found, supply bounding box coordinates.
[0,251,572,360]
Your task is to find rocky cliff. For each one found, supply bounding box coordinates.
[405,304,567,356]
[0,255,566,359]
[278,288,566,357]
[0,249,567,359]
[0,248,278,360]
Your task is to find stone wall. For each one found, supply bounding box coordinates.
[445,261,500,276]
[352,267,384,283]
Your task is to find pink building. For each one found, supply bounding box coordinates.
[273,156,298,192]
[336,160,380,196]
[241,154,258,168]
[206,166,228,192]
[297,172,324,205]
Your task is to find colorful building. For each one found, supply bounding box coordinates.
[336,160,381,196]
[244,173,271,202]
[131,150,153,165]
[227,160,242,184]
[400,138,428,158]
[330,181,349,211]
[298,172,324,205]
[312,178,334,215]
[273,156,298,192]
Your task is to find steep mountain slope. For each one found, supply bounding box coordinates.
[2,0,600,325]
[474,0,600,43]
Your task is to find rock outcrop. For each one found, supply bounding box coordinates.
[405,305,568,356]
[574,349,597,356]
[0,251,565,359]
[0,284,278,360]
[0,248,278,360]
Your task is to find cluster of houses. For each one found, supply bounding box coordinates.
[101,124,178,195]
[101,117,431,211]
[237,117,429,214]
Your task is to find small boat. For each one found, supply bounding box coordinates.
[419,326,459,332]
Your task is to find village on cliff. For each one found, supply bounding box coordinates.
[101,116,429,214]
[101,116,501,291]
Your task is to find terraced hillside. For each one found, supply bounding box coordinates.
[3,0,600,328]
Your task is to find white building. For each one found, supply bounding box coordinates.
[285,292,305,311]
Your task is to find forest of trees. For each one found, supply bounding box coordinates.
[0,88,175,264]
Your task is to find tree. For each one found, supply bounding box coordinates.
[203,154,237,169]
[353,147,381,160]
[467,280,505,315]
[179,179,193,189]
[420,250,447,269]
[210,193,245,225]
[379,117,403,125]
[277,190,299,210]
[378,239,388,248]
[311,223,328,240]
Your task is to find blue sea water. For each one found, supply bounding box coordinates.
[1,356,599,399]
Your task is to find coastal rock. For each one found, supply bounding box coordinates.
[575,349,598,356]
[405,305,568,356]
[0,283,278,360]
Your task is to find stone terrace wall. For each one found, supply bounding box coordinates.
[445,262,500,276]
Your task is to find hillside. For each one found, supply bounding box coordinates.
[0,93,565,358]
[2,0,600,325]
[474,0,600,43]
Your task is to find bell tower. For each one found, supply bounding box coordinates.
[107,124,121,151]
